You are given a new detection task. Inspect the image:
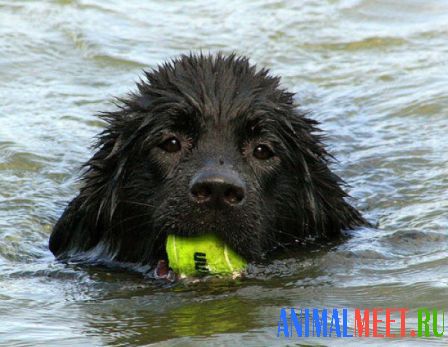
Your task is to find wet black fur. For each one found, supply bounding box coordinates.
[49,53,366,265]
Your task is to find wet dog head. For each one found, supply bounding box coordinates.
[50,53,366,265]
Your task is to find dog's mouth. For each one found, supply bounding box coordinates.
[151,233,176,281]
[153,259,177,282]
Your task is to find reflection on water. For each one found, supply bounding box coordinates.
[0,0,447,345]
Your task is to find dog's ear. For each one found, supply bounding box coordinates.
[279,111,366,240]
[49,125,123,258]
[49,107,149,258]
[49,71,174,259]
[49,194,101,257]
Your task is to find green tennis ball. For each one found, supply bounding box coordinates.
[166,234,247,277]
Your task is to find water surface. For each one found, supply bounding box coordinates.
[1,0,447,345]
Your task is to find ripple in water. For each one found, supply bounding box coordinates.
[0,0,447,345]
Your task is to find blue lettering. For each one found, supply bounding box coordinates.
[290,308,303,337]
[329,308,341,337]
[305,308,310,337]
[343,308,353,337]
[277,308,289,337]
[313,308,328,337]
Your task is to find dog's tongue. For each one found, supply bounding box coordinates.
[154,260,177,282]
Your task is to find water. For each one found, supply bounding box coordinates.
[1,0,447,345]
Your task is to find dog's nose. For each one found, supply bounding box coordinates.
[190,169,246,207]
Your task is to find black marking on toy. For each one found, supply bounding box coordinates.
[194,252,209,273]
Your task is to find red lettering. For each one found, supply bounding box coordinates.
[385,308,396,337]
[354,309,370,337]
[399,308,409,337]
[373,308,384,337]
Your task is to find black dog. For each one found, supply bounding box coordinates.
[49,53,366,268]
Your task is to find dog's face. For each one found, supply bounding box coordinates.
[50,54,366,265]
[124,90,286,261]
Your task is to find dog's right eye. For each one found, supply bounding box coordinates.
[159,137,181,153]
[253,144,274,160]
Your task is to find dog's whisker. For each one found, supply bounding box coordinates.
[101,212,154,235]
[120,200,157,208]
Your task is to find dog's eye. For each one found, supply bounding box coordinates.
[159,137,181,153]
[253,144,274,160]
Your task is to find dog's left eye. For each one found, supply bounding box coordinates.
[159,137,181,153]
[253,144,274,160]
